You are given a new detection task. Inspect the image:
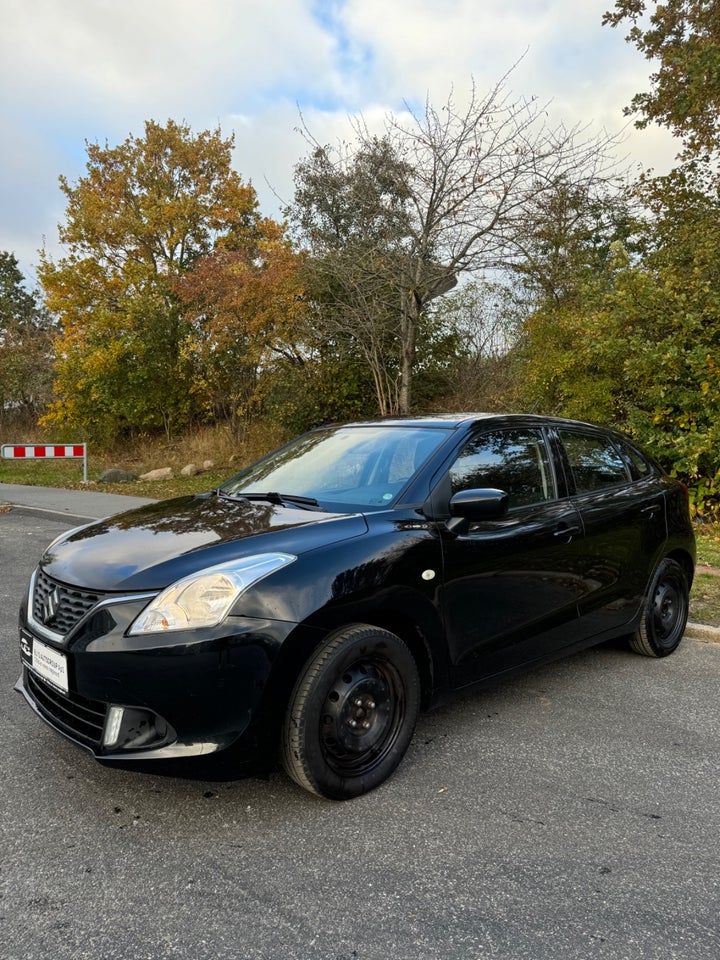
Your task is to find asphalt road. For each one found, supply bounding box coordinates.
[2,509,719,960]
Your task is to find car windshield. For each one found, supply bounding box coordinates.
[220,425,452,509]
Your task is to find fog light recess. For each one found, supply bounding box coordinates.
[101,704,170,752]
[103,705,125,748]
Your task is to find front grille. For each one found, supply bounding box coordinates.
[33,568,104,636]
[26,669,107,749]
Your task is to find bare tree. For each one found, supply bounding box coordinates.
[290,74,622,414]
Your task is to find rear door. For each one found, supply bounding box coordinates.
[555,427,668,637]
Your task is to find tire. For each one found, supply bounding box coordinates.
[281,624,420,800]
[629,558,689,658]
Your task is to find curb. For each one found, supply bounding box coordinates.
[0,484,157,525]
[1,501,99,525]
[684,621,720,643]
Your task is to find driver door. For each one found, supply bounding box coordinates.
[435,427,585,686]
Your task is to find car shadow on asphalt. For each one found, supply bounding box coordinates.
[100,742,276,784]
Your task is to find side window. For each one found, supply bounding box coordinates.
[449,429,554,508]
[560,430,630,493]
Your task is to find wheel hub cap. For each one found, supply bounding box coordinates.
[654,582,679,638]
[321,663,392,756]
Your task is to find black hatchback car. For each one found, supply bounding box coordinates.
[17,414,695,799]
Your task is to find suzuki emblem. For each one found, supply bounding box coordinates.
[41,587,60,625]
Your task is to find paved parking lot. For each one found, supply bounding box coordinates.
[2,508,719,960]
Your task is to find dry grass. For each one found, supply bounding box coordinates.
[0,421,290,498]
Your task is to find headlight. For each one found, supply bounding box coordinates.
[128,553,296,635]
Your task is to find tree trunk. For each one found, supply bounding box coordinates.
[398,289,419,415]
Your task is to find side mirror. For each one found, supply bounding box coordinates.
[446,488,508,535]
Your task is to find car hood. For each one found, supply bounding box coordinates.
[40,493,368,591]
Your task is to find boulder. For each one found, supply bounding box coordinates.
[139,467,174,481]
[181,463,200,477]
[98,468,138,484]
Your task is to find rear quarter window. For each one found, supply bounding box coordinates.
[617,439,653,480]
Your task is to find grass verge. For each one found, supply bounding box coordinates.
[689,573,720,627]
[0,423,288,500]
[690,524,720,628]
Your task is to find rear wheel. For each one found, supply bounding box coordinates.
[629,558,689,658]
[282,624,420,800]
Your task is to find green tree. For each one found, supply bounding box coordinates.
[597,2,720,511]
[521,170,720,510]
[0,251,36,323]
[520,241,638,424]
[604,0,720,158]
[511,176,638,308]
[262,346,378,435]
[39,120,262,441]
[621,169,720,483]
[509,175,639,415]
[0,252,55,427]
[289,136,417,415]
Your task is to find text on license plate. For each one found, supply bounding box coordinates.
[31,637,69,695]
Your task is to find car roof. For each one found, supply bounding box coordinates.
[337,414,494,429]
[330,413,611,432]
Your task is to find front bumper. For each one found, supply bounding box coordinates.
[17,591,296,761]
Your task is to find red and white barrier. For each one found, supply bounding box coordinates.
[1,443,88,481]
[2,444,85,459]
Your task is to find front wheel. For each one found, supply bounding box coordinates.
[281,624,420,800]
[629,558,689,658]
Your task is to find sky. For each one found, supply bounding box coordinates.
[1,0,677,286]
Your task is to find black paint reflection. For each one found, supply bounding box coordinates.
[42,494,337,591]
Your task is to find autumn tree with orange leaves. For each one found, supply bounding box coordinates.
[39,119,288,442]
[175,220,309,438]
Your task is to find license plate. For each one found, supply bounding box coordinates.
[30,636,69,695]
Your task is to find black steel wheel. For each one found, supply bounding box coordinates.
[629,558,689,658]
[282,624,420,800]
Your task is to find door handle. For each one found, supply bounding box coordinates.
[641,504,661,516]
[554,523,581,540]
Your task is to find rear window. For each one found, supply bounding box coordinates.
[559,430,630,494]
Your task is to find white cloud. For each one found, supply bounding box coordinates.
[3,1,335,111]
[0,0,679,282]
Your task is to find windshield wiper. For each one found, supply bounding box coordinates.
[218,490,319,510]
